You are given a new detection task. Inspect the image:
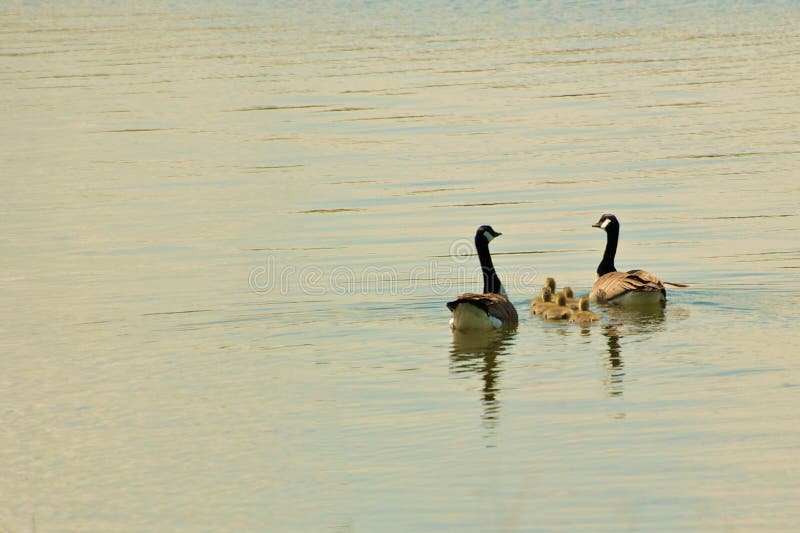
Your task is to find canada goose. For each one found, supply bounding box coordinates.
[571,298,600,324]
[559,286,580,310]
[531,287,556,314]
[532,277,557,304]
[530,286,546,311]
[590,214,687,305]
[541,294,574,320]
[532,285,551,304]
[447,225,519,331]
[545,277,557,294]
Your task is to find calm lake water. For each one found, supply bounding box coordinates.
[2,1,800,531]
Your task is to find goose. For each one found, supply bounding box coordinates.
[571,298,600,324]
[530,286,548,311]
[531,284,552,305]
[545,277,557,294]
[541,294,574,320]
[559,286,580,310]
[530,287,556,314]
[590,213,687,305]
[531,277,557,309]
[447,225,519,331]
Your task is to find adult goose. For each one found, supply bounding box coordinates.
[590,214,687,305]
[447,225,519,331]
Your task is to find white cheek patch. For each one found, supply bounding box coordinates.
[483,231,494,242]
[600,218,611,230]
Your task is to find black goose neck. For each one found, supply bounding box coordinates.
[476,236,505,295]
[597,224,619,276]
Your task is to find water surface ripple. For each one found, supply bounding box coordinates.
[2,2,799,531]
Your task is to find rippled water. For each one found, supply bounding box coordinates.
[2,1,800,531]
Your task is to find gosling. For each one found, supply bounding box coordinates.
[571,298,600,324]
[545,277,557,294]
[558,286,580,310]
[531,287,556,315]
[541,294,574,320]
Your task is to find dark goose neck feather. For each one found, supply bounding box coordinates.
[597,223,619,276]
[476,235,505,295]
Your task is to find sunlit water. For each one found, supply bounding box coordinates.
[2,1,799,531]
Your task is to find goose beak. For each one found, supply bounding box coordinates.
[495,231,502,237]
[592,221,602,228]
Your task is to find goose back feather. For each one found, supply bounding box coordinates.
[590,270,666,304]
[448,293,519,330]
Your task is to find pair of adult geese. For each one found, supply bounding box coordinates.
[447,213,688,331]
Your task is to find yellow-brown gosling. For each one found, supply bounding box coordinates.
[531,288,557,315]
[532,285,552,304]
[541,294,574,320]
[545,277,557,294]
[559,286,580,310]
[571,298,600,324]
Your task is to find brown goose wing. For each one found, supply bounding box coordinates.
[628,269,691,287]
[626,269,663,284]
[447,293,519,326]
[590,271,665,303]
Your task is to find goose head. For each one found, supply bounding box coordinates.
[578,297,590,312]
[592,213,619,232]
[476,225,502,244]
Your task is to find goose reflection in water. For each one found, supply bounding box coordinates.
[603,324,624,397]
[600,305,668,397]
[449,329,516,429]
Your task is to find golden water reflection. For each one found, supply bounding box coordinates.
[449,329,517,429]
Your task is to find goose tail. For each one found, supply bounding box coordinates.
[663,281,689,288]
